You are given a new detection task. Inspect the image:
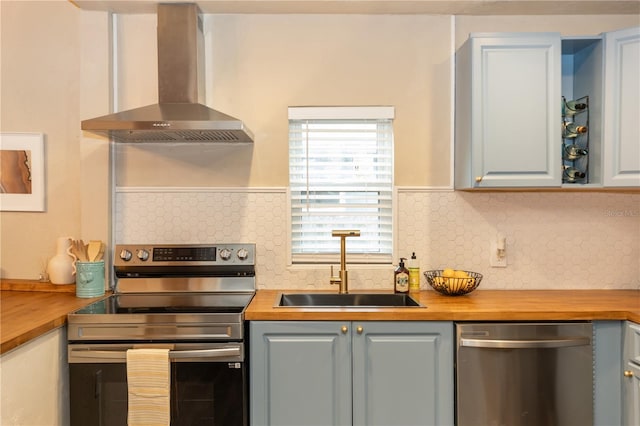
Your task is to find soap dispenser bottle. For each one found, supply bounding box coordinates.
[408,252,420,293]
[394,258,409,294]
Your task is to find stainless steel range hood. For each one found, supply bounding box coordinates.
[81,3,254,143]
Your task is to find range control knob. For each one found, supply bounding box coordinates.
[119,249,132,261]
[136,249,149,261]
[237,248,249,260]
[219,248,232,261]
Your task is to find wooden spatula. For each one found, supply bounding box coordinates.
[95,242,106,261]
[87,240,102,262]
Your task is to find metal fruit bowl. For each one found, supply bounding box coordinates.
[424,270,483,296]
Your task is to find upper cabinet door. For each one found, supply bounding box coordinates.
[456,33,562,188]
[603,27,640,187]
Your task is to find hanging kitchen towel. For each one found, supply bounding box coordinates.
[126,348,171,426]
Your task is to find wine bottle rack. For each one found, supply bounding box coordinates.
[561,95,589,184]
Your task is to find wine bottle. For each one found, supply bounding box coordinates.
[562,98,587,116]
[563,122,588,138]
[563,144,588,161]
[563,166,586,182]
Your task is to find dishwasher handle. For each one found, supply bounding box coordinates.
[459,336,591,349]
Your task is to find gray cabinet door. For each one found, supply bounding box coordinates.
[623,321,640,426]
[624,361,640,426]
[456,33,562,188]
[250,321,351,426]
[352,321,454,426]
[603,26,640,187]
[594,320,623,426]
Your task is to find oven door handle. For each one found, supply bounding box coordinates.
[69,347,241,361]
[170,347,240,359]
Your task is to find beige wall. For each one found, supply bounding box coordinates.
[0,0,637,279]
[114,14,454,187]
[1,1,83,279]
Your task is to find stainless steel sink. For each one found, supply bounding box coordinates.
[275,293,422,308]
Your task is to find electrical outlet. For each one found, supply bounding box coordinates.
[489,241,507,267]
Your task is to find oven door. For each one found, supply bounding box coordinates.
[69,342,247,426]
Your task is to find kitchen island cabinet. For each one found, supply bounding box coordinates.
[250,321,453,426]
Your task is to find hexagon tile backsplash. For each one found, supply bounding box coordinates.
[115,188,640,290]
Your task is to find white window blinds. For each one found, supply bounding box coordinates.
[289,106,394,263]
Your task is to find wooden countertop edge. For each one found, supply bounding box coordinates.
[1,278,75,292]
[244,310,637,321]
[1,287,108,355]
[0,316,67,355]
[245,289,640,322]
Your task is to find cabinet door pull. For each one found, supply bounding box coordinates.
[624,370,634,378]
[356,326,364,334]
[475,176,483,183]
[341,326,348,334]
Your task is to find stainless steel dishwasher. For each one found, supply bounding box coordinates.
[456,322,593,426]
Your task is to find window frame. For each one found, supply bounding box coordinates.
[287,106,395,265]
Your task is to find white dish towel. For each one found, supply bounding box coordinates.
[126,348,171,426]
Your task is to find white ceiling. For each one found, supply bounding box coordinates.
[70,0,640,15]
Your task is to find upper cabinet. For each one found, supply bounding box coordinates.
[455,27,640,190]
[455,33,562,188]
[603,27,640,187]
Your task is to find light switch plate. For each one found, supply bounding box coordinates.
[489,241,507,267]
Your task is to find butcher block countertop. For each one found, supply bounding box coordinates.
[245,289,640,322]
[1,280,106,354]
[1,284,638,355]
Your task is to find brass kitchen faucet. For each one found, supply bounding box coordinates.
[329,230,361,294]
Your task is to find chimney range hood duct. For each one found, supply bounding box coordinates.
[81,3,254,143]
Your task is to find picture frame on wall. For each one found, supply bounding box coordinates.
[0,132,46,212]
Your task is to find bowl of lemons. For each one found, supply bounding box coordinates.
[424,269,483,296]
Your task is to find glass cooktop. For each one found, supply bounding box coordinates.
[74,293,254,315]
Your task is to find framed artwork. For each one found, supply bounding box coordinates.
[0,132,45,212]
